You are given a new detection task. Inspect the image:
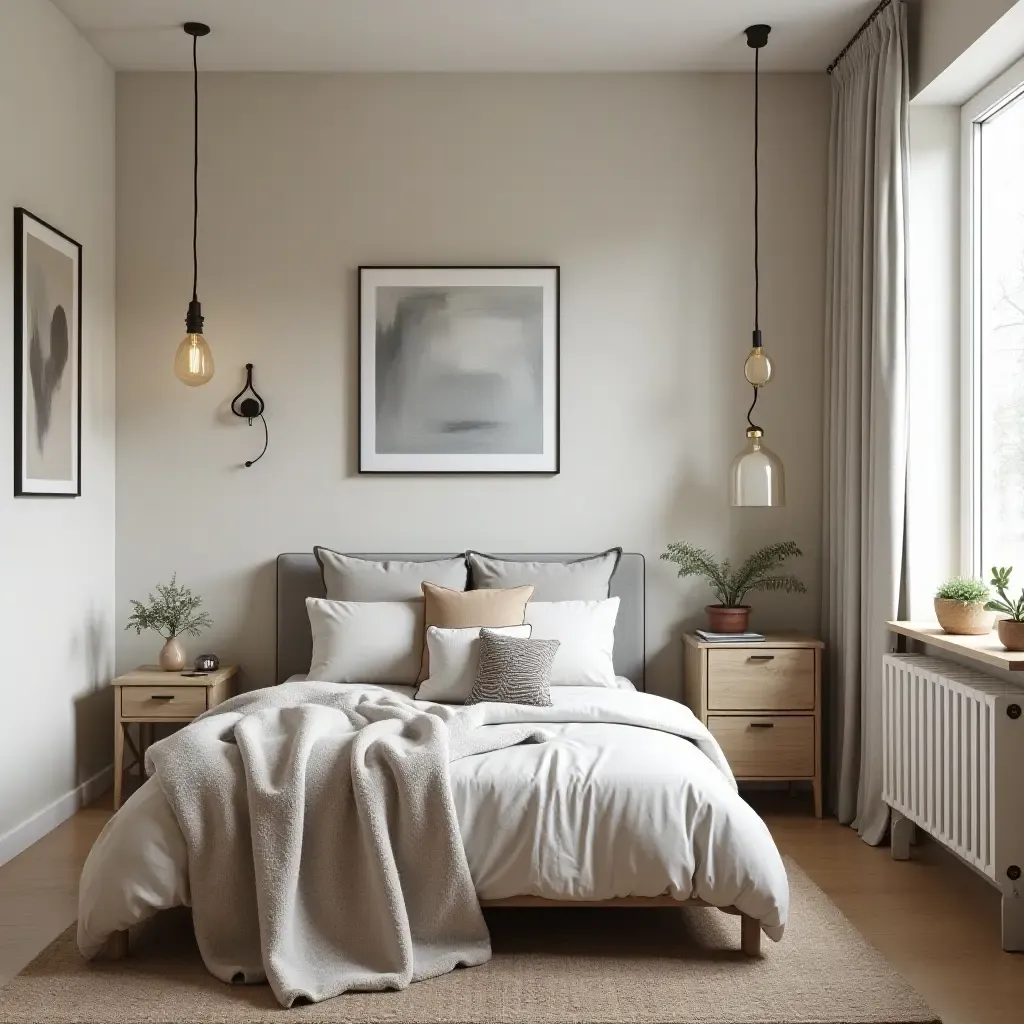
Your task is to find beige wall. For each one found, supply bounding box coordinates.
[0,1,115,861]
[115,72,829,698]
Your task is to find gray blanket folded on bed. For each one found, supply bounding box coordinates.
[145,682,549,1008]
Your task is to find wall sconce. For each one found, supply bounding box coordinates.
[230,363,268,467]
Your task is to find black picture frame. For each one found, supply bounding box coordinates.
[357,265,560,475]
[13,207,83,497]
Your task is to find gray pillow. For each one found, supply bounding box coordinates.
[315,549,467,601]
[465,630,558,707]
[467,549,621,601]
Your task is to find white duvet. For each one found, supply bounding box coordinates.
[78,684,789,957]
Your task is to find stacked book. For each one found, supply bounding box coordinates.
[695,630,766,644]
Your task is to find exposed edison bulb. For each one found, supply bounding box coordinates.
[744,345,773,387]
[174,332,214,386]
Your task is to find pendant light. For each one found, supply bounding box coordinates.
[729,24,785,507]
[174,22,214,386]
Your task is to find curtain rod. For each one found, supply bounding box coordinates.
[826,0,894,75]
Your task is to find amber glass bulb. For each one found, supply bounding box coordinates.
[743,345,773,387]
[174,332,214,386]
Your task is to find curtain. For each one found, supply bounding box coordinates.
[822,1,909,845]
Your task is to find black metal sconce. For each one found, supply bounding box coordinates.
[230,363,268,467]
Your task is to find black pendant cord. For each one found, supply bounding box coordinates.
[191,31,199,304]
[746,385,761,433]
[245,415,268,468]
[753,43,759,338]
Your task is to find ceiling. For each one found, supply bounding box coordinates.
[53,0,873,72]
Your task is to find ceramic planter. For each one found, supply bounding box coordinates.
[159,637,187,671]
[705,605,751,634]
[997,619,1024,652]
[933,598,993,636]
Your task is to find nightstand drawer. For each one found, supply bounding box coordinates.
[120,685,208,719]
[707,648,815,710]
[708,715,815,777]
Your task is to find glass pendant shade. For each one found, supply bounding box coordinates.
[743,345,773,386]
[730,428,785,507]
[174,332,214,386]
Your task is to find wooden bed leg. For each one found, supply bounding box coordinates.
[102,930,129,960]
[740,914,761,956]
[891,808,914,861]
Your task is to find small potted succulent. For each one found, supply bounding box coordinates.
[125,573,213,671]
[661,540,807,633]
[933,576,993,635]
[986,567,1024,651]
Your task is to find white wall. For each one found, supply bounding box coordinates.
[0,2,115,862]
[115,72,829,699]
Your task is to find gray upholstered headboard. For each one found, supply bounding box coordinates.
[276,552,645,690]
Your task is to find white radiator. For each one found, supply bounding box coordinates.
[882,654,1024,951]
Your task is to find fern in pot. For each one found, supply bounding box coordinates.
[661,541,807,633]
[125,574,213,671]
[934,576,993,635]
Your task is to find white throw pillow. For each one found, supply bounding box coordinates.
[307,598,423,684]
[524,598,619,687]
[416,624,532,704]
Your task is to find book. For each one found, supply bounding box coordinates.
[694,630,766,643]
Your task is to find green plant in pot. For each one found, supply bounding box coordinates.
[661,541,807,633]
[125,573,213,671]
[986,567,1024,651]
[933,576,993,636]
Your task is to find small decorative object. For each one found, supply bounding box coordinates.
[194,653,220,672]
[729,24,785,507]
[934,576,993,635]
[173,22,215,386]
[230,363,268,466]
[661,540,807,633]
[125,573,214,671]
[986,567,1024,651]
[359,266,559,473]
[14,208,82,497]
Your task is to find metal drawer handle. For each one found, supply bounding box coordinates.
[749,722,775,729]
[150,695,175,702]
[748,655,775,662]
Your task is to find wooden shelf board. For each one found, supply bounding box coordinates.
[887,621,1024,672]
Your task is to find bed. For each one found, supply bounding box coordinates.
[81,552,788,973]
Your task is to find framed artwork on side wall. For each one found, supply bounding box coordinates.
[14,207,82,497]
[358,266,559,474]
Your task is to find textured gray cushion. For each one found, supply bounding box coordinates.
[467,549,621,601]
[315,549,467,601]
[465,631,558,707]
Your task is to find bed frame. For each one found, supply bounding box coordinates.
[103,552,761,959]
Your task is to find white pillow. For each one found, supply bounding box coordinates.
[524,598,619,687]
[416,624,532,703]
[307,598,423,684]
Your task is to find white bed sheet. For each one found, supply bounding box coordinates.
[78,683,787,957]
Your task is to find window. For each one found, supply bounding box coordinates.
[964,62,1024,575]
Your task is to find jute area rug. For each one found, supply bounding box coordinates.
[0,859,938,1023]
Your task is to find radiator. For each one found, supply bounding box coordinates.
[882,654,1024,951]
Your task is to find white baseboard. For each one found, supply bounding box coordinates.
[0,764,112,867]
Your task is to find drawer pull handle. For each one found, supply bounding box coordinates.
[150,695,175,702]
[749,722,775,729]
[748,655,775,662]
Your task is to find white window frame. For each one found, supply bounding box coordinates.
[961,55,1024,575]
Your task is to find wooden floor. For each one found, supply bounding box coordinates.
[1,791,1022,1022]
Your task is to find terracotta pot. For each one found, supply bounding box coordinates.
[705,605,751,634]
[934,598,994,636]
[159,637,187,672]
[997,619,1024,652]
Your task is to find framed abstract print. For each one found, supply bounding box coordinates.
[14,208,82,497]
[359,266,559,474]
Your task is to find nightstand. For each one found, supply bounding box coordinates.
[682,633,824,817]
[112,664,238,809]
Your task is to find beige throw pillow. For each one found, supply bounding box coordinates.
[419,582,534,681]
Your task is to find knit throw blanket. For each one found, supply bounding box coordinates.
[145,682,549,1007]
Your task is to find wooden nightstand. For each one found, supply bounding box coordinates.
[682,633,824,817]
[112,664,238,809]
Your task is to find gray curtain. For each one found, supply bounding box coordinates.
[822,1,909,845]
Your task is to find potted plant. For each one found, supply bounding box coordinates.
[986,567,1024,651]
[661,541,807,633]
[125,573,213,671]
[933,576,993,635]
